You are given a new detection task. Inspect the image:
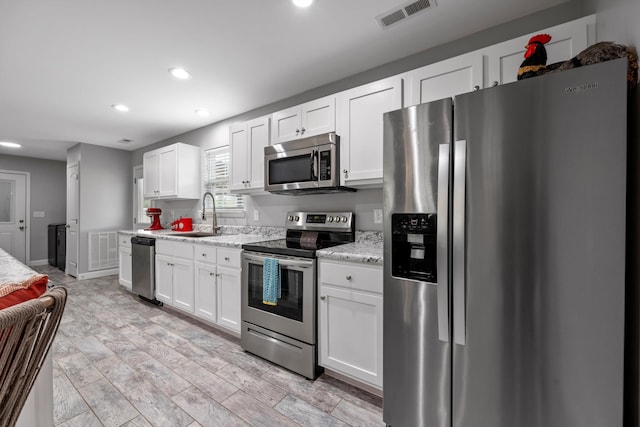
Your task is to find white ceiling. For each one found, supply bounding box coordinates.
[0,0,568,161]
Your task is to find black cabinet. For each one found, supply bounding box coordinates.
[47,224,66,271]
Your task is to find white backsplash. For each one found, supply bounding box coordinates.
[154,187,383,231]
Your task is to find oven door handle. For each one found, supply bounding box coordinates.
[243,253,314,269]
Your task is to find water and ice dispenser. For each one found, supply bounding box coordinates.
[391,213,437,282]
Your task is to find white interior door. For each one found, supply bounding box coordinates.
[66,163,79,277]
[0,172,27,263]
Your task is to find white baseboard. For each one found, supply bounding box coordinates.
[28,259,49,266]
[76,268,118,280]
[322,368,382,397]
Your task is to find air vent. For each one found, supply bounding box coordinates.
[376,0,436,29]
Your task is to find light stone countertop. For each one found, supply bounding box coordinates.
[120,228,384,264]
[0,248,40,284]
[119,225,285,249]
[317,231,383,265]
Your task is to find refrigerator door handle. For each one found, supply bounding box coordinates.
[437,144,450,342]
[453,140,467,345]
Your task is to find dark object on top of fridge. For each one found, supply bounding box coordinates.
[383,58,630,427]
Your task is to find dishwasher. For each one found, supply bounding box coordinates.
[131,236,163,305]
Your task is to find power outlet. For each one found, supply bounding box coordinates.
[253,209,260,221]
[373,209,383,224]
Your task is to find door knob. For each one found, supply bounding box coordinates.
[19,226,24,231]
[19,219,24,223]
[320,296,326,300]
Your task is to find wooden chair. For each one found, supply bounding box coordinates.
[0,287,67,427]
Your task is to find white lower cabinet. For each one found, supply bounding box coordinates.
[318,260,383,390]
[193,245,242,333]
[217,266,241,332]
[118,235,132,290]
[195,261,217,322]
[155,240,194,313]
[155,254,174,304]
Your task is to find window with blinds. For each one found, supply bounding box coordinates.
[204,146,244,210]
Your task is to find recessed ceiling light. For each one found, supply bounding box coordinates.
[112,104,129,112]
[0,141,21,148]
[169,68,191,80]
[195,109,210,117]
[292,0,313,7]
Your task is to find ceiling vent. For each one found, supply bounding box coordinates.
[376,0,436,29]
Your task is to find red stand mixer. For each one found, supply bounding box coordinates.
[145,208,164,230]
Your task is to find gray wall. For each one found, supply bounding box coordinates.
[0,155,66,263]
[131,1,589,231]
[68,143,132,274]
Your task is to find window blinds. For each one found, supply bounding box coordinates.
[204,147,244,210]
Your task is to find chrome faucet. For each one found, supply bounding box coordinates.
[202,191,220,235]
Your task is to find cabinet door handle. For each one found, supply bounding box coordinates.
[492,81,499,87]
[346,275,352,281]
[300,127,305,134]
[473,85,480,91]
[201,253,206,257]
[224,257,230,261]
[295,128,300,135]
[209,272,215,276]
[320,296,326,300]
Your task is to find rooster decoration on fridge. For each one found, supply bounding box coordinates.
[517,33,638,90]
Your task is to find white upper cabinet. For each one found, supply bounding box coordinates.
[230,115,270,194]
[406,52,484,106]
[143,142,201,199]
[337,75,403,187]
[271,95,335,143]
[485,15,594,87]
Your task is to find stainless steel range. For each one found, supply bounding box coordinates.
[240,211,355,379]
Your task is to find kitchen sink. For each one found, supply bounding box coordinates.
[168,231,219,238]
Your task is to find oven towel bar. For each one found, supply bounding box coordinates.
[263,257,280,306]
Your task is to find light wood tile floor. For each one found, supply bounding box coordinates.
[35,265,384,427]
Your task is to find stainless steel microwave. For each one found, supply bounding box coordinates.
[264,132,355,195]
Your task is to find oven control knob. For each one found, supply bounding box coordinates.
[294,215,300,221]
[288,215,294,221]
[328,216,334,222]
[342,216,348,223]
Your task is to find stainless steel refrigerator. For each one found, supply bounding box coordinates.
[383,58,628,427]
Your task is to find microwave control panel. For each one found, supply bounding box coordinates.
[319,150,331,180]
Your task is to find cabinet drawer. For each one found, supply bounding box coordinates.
[218,249,241,268]
[173,242,194,259]
[155,239,171,256]
[194,245,217,264]
[155,240,193,259]
[119,235,132,248]
[320,261,382,293]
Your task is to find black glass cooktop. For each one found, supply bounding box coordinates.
[242,238,348,258]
